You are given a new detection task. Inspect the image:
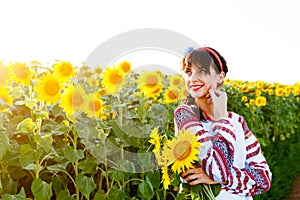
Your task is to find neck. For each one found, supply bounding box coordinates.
[195,98,214,120]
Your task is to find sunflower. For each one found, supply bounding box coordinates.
[53,61,75,82]
[36,73,62,105]
[88,77,99,87]
[255,96,267,107]
[83,93,104,118]
[60,84,85,115]
[137,71,163,98]
[101,65,125,94]
[93,67,103,75]
[224,78,231,85]
[275,88,284,96]
[0,64,10,86]
[164,87,181,104]
[118,61,131,74]
[0,87,13,106]
[161,166,172,190]
[169,74,184,88]
[10,62,31,86]
[241,96,248,102]
[163,129,201,174]
[149,127,161,152]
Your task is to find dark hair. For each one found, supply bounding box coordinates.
[181,47,229,121]
[181,47,228,76]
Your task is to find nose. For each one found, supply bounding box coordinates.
[189,71,200,82]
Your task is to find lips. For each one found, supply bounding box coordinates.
[190,84,203,92]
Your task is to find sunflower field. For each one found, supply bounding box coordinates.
[0,60,299,200]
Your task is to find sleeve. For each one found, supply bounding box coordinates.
[202,115,272,196]
[239,115,272,195]
[174,104,213,160]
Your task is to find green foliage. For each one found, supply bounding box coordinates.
[0,63,299,200]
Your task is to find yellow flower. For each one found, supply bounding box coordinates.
[224,78,231,85]
[149,127,161,152]
[164,87,181,104]
[60,84,85,115]
[0,63,10,86]
[83,93,104,118]
[88,77,99,87]
[161,166,172,190]
[275,88,284,96]
[255,96,267,107]
[10,62,31,86]
[93,67,103,75]
[169,74,184,88]
[137,71,163,98]
[118,61,131,74]
[102,65,125,94]
[255,90,261,97]
[284,86,292,96]
[0,87,13,106]
[36,73,62,105]
[53,61,75,82]
[163,129,201,174]
[268,89,274,96]
[256,80,263,90]
[240,85,249,93]
[241,96,248,102]
[249,99,255,105]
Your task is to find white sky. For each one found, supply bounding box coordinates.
[0,0,299,85]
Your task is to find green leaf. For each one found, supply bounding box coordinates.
[107,187,124,199]
[0,133,10,160]
[138,177,154,199]
[1,187,26,200]
[94,190,107,200]
[19,144,43,168]
[146,172,161,189]
[31,178,52,200]
[78,156,98,175]
[75,174,96,199]
[56,190,75,200]
[109,169,125,181]
[34,110,49,120]
[63,146,84,163]
[40,133,54,153]
[16,118,37,134]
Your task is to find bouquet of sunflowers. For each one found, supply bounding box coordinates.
[149,127,218,200]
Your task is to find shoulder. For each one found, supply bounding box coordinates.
[174,104,201,130]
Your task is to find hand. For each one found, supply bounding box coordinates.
[208,88,228,120]
[181,167,218,185]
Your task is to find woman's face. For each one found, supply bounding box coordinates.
[183,64,222,99]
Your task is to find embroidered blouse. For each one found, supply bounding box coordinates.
[174,104,272,197]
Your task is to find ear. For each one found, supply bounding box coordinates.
[217,72,225,87]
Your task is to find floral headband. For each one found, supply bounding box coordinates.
[184,47,224,72]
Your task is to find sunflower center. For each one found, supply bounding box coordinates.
[145,75,158,88]
[168,90,178,100]
[89,100,101,111]
[120,63,131,73]
[13,66,27,79]
[59,65,72,76]
[109,72,122,85]
[45,80,60,96]
[173,79,180,85]
[173,140,191,161]
[71,92,84,107]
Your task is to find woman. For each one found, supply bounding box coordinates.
[174,47,272,199]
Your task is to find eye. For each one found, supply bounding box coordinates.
[185,70,192,76]
[199,69,208,76]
